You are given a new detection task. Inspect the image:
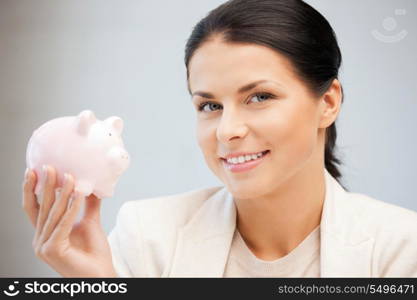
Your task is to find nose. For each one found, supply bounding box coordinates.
[119,151,130,167]
[216,109,248,142]
[108,147,130,172]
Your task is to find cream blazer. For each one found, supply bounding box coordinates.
[107,169,417,277]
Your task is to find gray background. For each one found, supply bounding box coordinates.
[0,0,415,277]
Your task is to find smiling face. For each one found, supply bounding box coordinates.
[188,37,336,200]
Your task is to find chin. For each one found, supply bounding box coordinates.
[224,180,269,200]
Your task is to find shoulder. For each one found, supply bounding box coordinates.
[346,192,417,276]
[108,185,224,277]
[115,185,224,232]
[346,192,417,230]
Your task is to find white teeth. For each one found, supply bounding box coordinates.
[226,151,266,164]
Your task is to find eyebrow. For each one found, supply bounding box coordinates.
[191,79,277,99]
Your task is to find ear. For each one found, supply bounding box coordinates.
[318,79,342,129]
[76,110,96,136]
[106,116,124,135]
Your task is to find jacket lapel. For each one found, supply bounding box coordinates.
[168,169,375,277]
[167,187,236,277]
[320,169,374,277]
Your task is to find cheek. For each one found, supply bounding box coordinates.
[196,121,216,157]
[267,104,318,164]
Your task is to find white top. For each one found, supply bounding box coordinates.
[223,225,321,277]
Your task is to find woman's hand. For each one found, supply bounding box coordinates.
[22,165,117,277]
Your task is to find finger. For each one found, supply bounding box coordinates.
[83,194,102,223]
[49,190,84,243]
[22,168,39,228]
[34,165,57,242]
[39,173,74,244]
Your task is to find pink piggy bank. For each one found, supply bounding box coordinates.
[26,110,130,199]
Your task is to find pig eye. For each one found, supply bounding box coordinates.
[109,133,112,136]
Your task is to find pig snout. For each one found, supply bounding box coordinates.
[107,147,130,174]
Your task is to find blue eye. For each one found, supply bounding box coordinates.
[198,102,222,112]
[249,93,273,103]
[197,92,275,112]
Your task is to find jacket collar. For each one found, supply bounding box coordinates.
[167,169,374,277]
[319,169,374,277]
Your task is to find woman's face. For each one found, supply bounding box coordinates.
[188,39,331,200]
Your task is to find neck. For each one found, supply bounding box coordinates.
[234,164,325,261]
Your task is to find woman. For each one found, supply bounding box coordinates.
[22,0,417,277]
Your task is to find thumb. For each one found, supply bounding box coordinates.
[83,193,102,222]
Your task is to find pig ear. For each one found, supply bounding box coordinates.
[106,116,124,135]
[76,110,96,136]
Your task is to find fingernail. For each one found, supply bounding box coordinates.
[69,191,78,207]
[42,165,48,182]
[63,173,69,184]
